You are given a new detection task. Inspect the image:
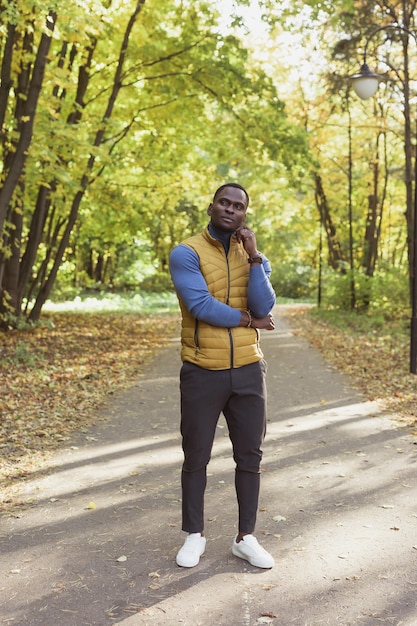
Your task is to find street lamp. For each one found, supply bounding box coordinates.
[350,63,381,99]
[350,24,417,374]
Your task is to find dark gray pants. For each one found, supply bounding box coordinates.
[179,359,267,534]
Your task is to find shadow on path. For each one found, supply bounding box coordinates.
[1,308,416,626]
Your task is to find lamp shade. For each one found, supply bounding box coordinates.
[350,63,381,99]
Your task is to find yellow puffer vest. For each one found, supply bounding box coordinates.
[178,227,264,370]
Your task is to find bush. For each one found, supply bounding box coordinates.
[271,263,317,299]
[139,272,173,293]
[319,266,410,320]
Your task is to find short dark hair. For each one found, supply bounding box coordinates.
[213,183,249,206]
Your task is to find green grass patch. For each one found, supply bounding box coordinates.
[43,290,179,315]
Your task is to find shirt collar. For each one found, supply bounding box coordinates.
[208,222,234,251]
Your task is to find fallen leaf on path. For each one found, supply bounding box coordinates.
[0,312,178,511]
[281,308,417,432]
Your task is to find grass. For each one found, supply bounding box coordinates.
[43,289,179,314]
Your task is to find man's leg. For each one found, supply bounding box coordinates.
[179,363,230,532]
[224,359,267,533]
[224,360,274,568]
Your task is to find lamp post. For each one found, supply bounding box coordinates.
[350,24,417,374]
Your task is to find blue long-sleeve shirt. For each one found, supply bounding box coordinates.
[169,225,276,328]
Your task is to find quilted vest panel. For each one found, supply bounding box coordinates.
[178,227,264,370]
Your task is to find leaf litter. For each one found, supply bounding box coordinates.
[0,311,178,510]
[282,307,417,433]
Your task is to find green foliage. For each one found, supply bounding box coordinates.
[360,268,410,319]
[139,272,173,293]
[1,340,46,367]
[319,265,410,320]
[308,304,407,339]
[0,0,311,324]
[1,310,55,331]
[1,0,415,326]
[1,313,36,332]
[43,289,178,314]
[271,262,317,300]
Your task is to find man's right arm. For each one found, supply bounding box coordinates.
[169,245,274,330]
[169,245,241,327]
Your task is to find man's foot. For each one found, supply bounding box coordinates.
[232,534,274,568]
[176,533,206,567]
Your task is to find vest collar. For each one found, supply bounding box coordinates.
[208,222,235,253]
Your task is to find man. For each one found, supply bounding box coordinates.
[169,183,276,569]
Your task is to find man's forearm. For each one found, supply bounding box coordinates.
[247,265,276,317]
[239,310,275,331]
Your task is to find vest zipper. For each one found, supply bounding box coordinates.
[225,252,234,368]
[194,319,199,355]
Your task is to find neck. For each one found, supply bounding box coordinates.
[208,222,233,253]
[208,222,233,242]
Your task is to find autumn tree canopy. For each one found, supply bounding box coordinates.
[1,0,417,325]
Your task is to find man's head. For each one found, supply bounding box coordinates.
[212,183,250,206]
[207,183,249,233]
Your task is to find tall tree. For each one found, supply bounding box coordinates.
[0,0,308,325]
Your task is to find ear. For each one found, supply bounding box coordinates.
[207,203,213,216]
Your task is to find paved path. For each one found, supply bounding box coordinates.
[1,307,416,626]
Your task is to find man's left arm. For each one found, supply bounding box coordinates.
[235,225,275,317]
[247,257,276,318]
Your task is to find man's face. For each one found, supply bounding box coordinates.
[207,186,248,233]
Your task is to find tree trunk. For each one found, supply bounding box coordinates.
[29,0,146,320]
[0,12,57,237]
[0,192,24,321]
[314,173,346,270]
[0,23,16,132]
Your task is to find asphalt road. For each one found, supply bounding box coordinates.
[1,306,416,626]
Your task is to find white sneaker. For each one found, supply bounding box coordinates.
[176,533,206,567]
[232,534,274,568]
